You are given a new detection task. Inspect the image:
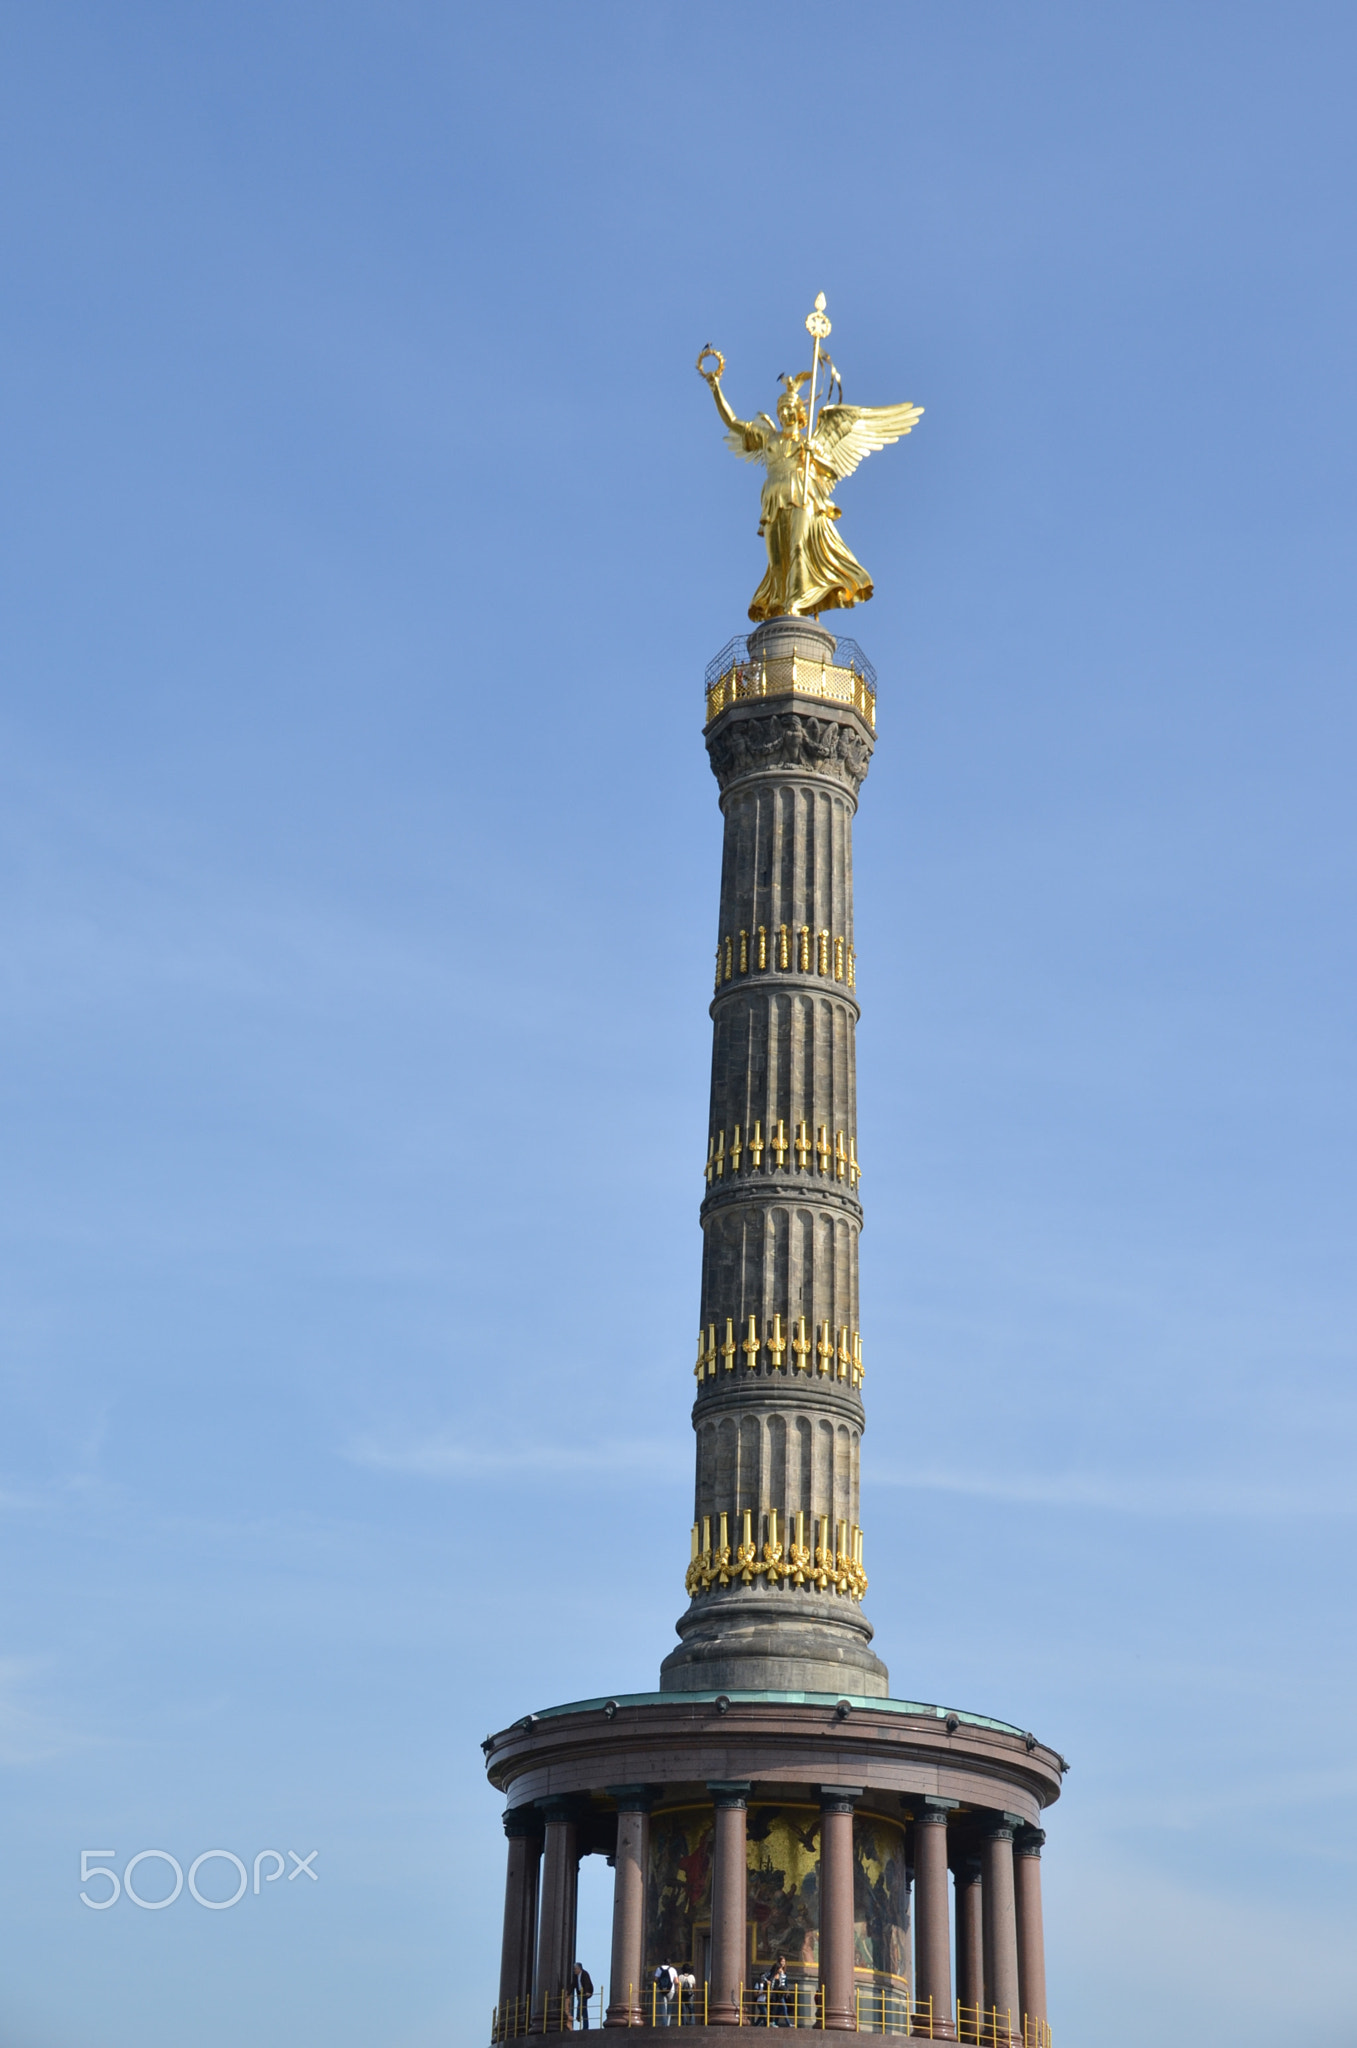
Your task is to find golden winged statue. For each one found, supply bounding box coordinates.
[697,299,922,620]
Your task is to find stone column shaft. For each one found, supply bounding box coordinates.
[819,1789,860,2031]
[533,1812,579,2031]
[708,1785,751,2023]
[663,616,886,1700]
[499,1815,544,2025]
[913,1808,955,2036]
[1015,1835,1048,2043]
[955,1862,983,2037]
[605,1791,654,2028]
[981,1826,1020,2038]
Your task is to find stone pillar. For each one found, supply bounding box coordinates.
[1015,1829,1048,2045]
[981,1819,1021,2042]
[707,1782,751,2024]
[954,1858,983,2038]
[661,619,890,1705]
[913,1802,955,2037]
[819,1786,862,2031]
[533,1800,580,2032]
[499,1807,544,2029]
[605,1787,656,2028]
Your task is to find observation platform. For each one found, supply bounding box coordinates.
[703,632,877,729]
[484,1692,1061,2048]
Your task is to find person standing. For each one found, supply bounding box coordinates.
[678,1968,697,2024]
[571,1962,594,2030]
[770,1959,790,2027]
[653,1961,678,2026]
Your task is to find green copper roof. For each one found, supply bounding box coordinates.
[525,1690,1027,1738]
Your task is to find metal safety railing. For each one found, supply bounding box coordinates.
[736,1978,816,2027]
[655,1979,707,2026]
[704,635,878,692]
[703,643,877,730]
[490,1987,606,2037]
[853,1985,931,2035]
[956,2004,1053,2047]
[492,1983,1052,2041]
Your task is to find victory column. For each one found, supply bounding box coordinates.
[482,298,1062,2048]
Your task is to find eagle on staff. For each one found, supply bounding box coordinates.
[698,294,923,621]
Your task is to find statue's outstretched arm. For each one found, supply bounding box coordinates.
[707,374,739,433]
[714,383,771,460]
[697,347,766,456]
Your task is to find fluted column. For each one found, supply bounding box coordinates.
[981,1820,1020,2041]
[913,1802,955,2036]
[1015,1829,1048,2045]
[605,1787,655,2028]
[663,616,886,1700]
[499,1807,544,2026]
[708,1782,751,2023]
[533,1800,580,2032]
[819,1787,861,2030]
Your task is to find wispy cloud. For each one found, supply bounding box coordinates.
[872,1465,1357,1518]
[347,1439,1357,1516]
[343,1434,680,1480]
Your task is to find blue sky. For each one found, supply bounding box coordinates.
[2,3,1356,2043]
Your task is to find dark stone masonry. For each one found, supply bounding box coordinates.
[665,614,883,1700]
[482,619,1062,2048]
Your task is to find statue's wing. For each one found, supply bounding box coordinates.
[726,412,777,462]
[812,401,924,482]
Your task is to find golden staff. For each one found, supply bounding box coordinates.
[802,291,832,509]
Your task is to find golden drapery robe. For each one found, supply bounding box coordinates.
[706,365,922,621]
[726,415,872,620]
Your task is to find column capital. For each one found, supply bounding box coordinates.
[1015,1825,1047,1857]
[707,1779,752,1808]
[918,1797,958,1825]
[502,1805,544,1839]
[979,1808,1025,1840]
[538,1795,585,1826]
[818,1784,864,1814]
[607,1783,662,1813]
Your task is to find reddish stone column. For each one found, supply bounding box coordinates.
[499,1807,544,2030]
[981,1820,1021,2043]
[818,1787,862,2031]
[913,1802,955,2037]
[708,1781,751,2024]
[954,1858,983,2040]
[1015,1829,1048,2046]
[534,1801,580,2032]
[605,1787,656,2027]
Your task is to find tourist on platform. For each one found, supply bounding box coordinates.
[678,1968,697,2023]
[653,1961,678,2026]
[571,1963,593,2029]
[770,1959,791,2026]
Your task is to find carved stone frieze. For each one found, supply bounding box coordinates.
[706,707,874,794]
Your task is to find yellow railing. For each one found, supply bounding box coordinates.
[854,1985,932,2035]
[650,1978,709,2027]
[957,2004,1051,2047]
[490,1985,1052,2039]
[705,656,876,730]
[489,1987,606,2037]
[735,1978,817,2026]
